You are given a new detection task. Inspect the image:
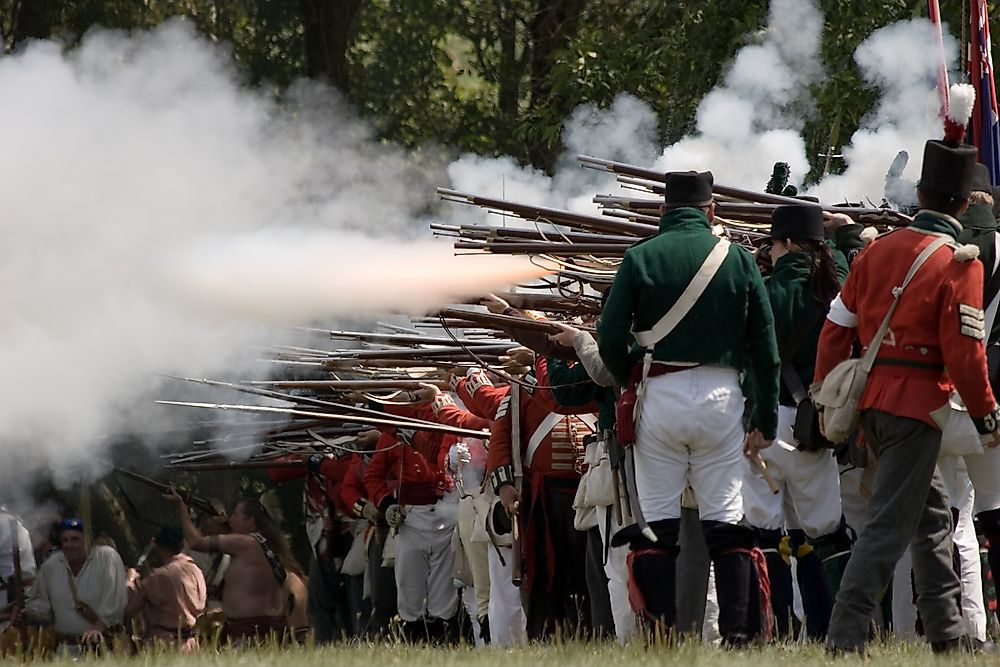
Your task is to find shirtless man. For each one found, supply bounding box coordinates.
[167,492,289,646]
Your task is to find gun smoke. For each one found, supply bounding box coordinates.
[0,21,541,492]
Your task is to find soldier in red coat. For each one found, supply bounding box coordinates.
[487,359,595,639]
[814,137,1000,654]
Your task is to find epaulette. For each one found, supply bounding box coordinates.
[953,244,980,262]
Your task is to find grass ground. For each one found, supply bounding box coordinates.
[14,639,988,667]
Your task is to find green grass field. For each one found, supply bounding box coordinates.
[23,640,988,667]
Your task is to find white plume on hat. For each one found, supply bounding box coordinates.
[944,83,976,143]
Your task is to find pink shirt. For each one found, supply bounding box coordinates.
[131,553,206,631]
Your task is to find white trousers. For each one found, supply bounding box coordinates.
[938,447,1000,513]
[486,545,527,646]
[457,495,491,620]
[939,461,987,642]
[394,504,459,622]
[596,505,637,642]
[635,366,745,523]
[743,405,842,537]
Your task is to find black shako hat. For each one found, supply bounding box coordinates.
[770,204,825,241]
[663,171,714,208]
[918,140,978,200]
[971,163,992,193]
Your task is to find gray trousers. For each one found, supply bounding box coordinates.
[827,410,963,650]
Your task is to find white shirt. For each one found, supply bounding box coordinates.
[0,512,36,582]
[26,545,127,635]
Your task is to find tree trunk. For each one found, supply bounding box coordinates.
[526,0,586,168]
[300,0,365,94]
[12,0,56,45]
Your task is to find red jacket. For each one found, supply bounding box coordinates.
[455,369,509,420]
[339,455,369,515]
[363,429,453,508]
[815,222,996,427]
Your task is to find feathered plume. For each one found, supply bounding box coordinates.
[765,162,790,195]
[943,83,976,145]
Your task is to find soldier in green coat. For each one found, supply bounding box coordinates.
[597,170,780,646]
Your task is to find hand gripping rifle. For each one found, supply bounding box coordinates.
[112,467,224,518]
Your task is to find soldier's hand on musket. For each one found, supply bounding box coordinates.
[413,382,440,402]
[482,293,511,314]
[989,424,1000,449]
[356,429,381,447]
[823,211,853,230]
[163,487,186,507]
[742,429,772,456]
[499,484,520,517]
[385,504,406,528]
[505,346,535,367]
[546,322,580,347]
[81,623,104,643]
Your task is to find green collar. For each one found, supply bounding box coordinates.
[771,251,812,277]
[658,207,712,235]
[911,209,962,240]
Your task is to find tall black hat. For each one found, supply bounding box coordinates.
[919,141,978,200]
[770,204,825,241]
[663,171,714,208]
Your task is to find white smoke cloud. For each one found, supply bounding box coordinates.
[809,19,957,204]
[444,92,660,225]
[654,0,822,189]
[0,20,540,488]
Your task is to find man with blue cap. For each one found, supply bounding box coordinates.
[18,518,126,650]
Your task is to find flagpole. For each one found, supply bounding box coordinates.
[929,0,951,117]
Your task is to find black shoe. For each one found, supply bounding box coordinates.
[930,636,975,654]
[478,615,490,644]
[825,643,866,658]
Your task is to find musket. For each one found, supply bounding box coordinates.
[9,518,28,654]
[510,388,524,588]
[241,379,451,391]
[166,377,443,429]
[579,155,914,226]
[455,241,631,257]
[112,466,224,517]
[170,460,308,472]
[438,188,657,237]
[432,223,637,245]
[321,346,513,360]
[156,401,491,439]
[487,291,603,315]
[298,327,503,348]
[436,308,596,335]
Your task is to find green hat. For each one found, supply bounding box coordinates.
[153,525,184,548]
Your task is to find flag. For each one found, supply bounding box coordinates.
[970,0,1000,185]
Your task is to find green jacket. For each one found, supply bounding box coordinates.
[597,207,780,439]
[766,243,850,407]
[547,356,616,430]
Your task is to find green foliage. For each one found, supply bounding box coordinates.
[1,1,997,179]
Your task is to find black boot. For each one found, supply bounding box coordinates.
[807,518,854,605]
[625,518,681,633]
[705,520,770,647]
[760,529,797,640]
[402,619,430,644]
[477,614,490,645]
[977,508,1000,594]
[789,529,833,639]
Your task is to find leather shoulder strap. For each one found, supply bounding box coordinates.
[633,238,731,348]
